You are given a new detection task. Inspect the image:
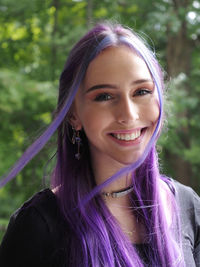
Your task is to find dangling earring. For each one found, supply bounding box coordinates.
[72,127,82,160]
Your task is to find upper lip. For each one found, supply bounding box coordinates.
[108,127,145,134]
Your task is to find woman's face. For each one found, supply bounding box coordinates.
[72,46,159,167]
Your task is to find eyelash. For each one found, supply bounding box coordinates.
[94,88,152,102]
[134,88,152,96]
[94,93,113,102]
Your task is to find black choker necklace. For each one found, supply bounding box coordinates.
[102,186,133,198]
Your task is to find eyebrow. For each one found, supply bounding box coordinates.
[86,79,154,93]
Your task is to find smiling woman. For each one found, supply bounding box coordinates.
[0,21,200,267]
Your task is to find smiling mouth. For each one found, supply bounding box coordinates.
[110,128,146,141]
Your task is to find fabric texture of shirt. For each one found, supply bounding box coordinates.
[0,179,199,267]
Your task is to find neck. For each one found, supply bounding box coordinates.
[96,170,133,199]
[90,149,133,193]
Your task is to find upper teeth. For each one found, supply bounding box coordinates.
[113,130,141,141]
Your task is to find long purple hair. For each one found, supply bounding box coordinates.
[1,22,184,266]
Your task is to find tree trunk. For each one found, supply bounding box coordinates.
[165,0,194,186]
[86,0,93,28]
[51,0,59,81]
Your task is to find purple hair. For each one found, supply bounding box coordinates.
[1,22,184,266]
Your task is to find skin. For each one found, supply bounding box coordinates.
[70,46,170,243]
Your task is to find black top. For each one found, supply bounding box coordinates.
[0,180,200,267]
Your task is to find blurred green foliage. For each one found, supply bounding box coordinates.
[0,0,200,241]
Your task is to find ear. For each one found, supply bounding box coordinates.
[68,107,82,131]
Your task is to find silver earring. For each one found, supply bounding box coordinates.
[72,127,81,160]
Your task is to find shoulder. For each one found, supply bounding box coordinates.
[0,189,67,267]
[169,179,200,223]
[170,179,200,264]
[9,189,63,237]
[13,189,61,230]
[171,179,200,210]
[14,188,69,239]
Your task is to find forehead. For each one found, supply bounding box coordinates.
[83,46,152,86]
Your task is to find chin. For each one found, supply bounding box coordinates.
[116,156,142,166]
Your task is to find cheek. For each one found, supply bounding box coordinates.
[142,98,160,123]
[78,108,103,134]
[151,99,160,122]
[78,103,113,129]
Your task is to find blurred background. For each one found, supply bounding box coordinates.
[0,0,200,241]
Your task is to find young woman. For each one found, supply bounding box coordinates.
[0,22,199,267]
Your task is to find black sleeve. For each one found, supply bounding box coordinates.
[0,206,54,267]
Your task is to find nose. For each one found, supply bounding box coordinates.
[116,97,139,124]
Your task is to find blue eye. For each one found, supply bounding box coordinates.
[134,89,152,96]
[94,93,113,101]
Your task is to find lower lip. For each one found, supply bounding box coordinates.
[108,128,146,147]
